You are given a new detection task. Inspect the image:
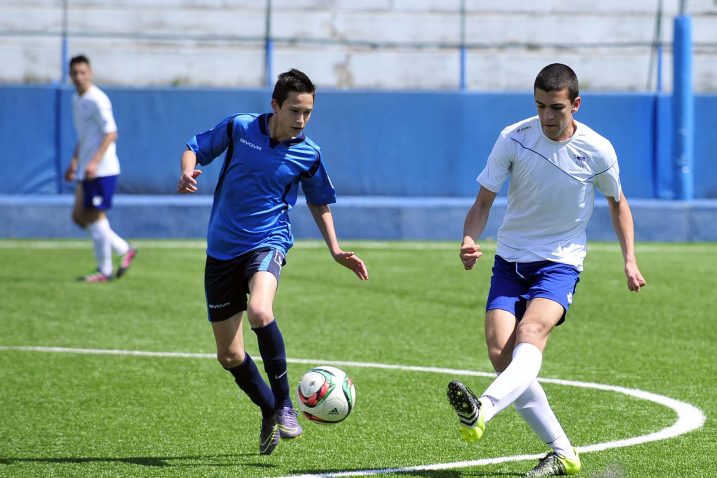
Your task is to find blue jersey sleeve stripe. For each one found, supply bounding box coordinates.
[213,115,237,197]
[301,157,322,178]
[189,113,242,166]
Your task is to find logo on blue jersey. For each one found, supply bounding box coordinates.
[240,138,262,151]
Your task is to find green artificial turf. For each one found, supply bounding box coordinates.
[0,240,714,477]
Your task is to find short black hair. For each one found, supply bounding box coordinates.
[69,54,91,69]
[272,69,316,107]
[534,63,579,101]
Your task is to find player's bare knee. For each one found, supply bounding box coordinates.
[246,304,274,328]
[217,350,245,369]
[71,212,86,228]
[516,321,551,347]
[488,347,511,372]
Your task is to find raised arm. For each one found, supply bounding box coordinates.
[606,191,646,292]
[307,202,368,280]
[460,186,497,270]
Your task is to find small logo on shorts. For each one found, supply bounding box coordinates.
[208,301,231,309]
[567,292,573,304]
[273,251,284,266]
[92,195,104,207]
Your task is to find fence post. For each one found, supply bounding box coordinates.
[459,0,466,91]
[264,0,273,88]
[672,11,694,200]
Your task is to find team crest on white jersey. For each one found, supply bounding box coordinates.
[572,153,589,167]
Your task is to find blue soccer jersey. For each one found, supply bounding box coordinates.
[187,113,336,260]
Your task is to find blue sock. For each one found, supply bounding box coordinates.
[253,320,292,409]
[226,353,275,418]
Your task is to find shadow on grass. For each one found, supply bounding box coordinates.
[0,457,528,476]
[0,453,274,468]
[289,470,522,477]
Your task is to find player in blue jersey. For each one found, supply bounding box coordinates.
[447,64,646,477]
[177,69,368,456]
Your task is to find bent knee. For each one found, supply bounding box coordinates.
[71,213,87,228]
[246,304,274,328]
[217,350,246,369]
[488,347,512,372]
[515,321,553,350]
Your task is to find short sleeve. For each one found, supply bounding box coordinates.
[594,160,622,200]
[477,132,514,193]
[300,155,337,205]
[97,95,117,134]
[186,114,237,166]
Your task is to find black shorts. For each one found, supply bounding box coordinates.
[204,248,285,322]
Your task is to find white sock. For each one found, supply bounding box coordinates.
[514,380,576,459]
[94,217,130,255]
[88,219,113,276]
[481,342,542,422]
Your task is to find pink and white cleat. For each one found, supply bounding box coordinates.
[80,270,113,283]
[116,246,137,278]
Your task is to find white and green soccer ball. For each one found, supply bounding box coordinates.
[296,365,356,424]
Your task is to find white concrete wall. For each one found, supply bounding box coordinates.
[1,0,716,91]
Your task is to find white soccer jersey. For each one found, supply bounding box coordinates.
[477,116,621,270]
[72,85,120,179]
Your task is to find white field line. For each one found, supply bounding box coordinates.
[0,240,715,253]
[0,345,707,477]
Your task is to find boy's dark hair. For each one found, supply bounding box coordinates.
[534,63,579,101]
[272,69,316,106]
[69,54,91,69]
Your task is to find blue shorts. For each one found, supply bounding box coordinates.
[82,175,118,210]
[486,255,580,325]
[204,248,286,322]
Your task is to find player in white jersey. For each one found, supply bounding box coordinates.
[447,64,646,477]
[65,55,136,283]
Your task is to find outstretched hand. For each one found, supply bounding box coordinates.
[177,169,202,194]
[333,251,368,280]
[625,261,646,292]
[460,238,483,270]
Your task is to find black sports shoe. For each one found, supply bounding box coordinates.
[525,449,581,477]
[259,413,280,455]
[447,380,486,442]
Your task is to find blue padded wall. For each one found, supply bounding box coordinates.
[3,85,716,198]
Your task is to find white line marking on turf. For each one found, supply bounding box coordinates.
[0,345,706,477]
[0,240,715,253]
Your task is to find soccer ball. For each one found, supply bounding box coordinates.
[296,366,356,424]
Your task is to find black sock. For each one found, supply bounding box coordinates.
[226,353,275,417]
[253,320,292,409]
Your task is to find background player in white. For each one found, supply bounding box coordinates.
[447,63,646,477]
[65,55,136,282]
